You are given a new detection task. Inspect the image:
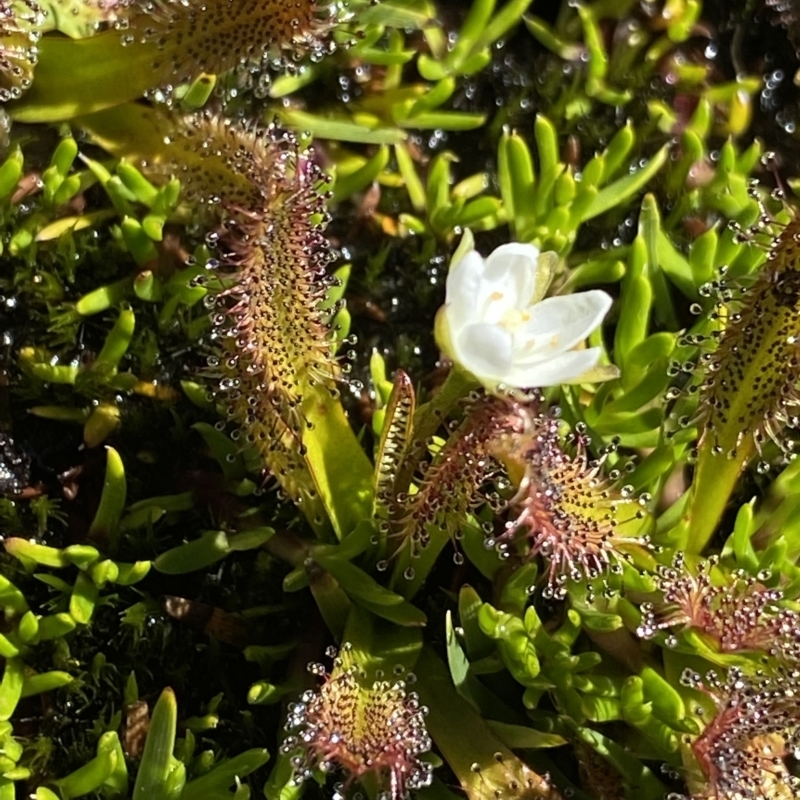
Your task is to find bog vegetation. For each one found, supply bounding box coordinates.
[3,1,800,799]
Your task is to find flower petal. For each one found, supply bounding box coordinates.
[503,347,603,389]
[452,323,514,385]
[445,250,490,334]
[513,290,612,362]
[484,243,540,308]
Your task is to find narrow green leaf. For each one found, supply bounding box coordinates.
[486,720,567,749]
[4,538,69,568]
[21,670,74,698]
[475,0,534,52]
[154,531,231,574]
[533,114,560,217]
[37,613,77,640]
[0,147,23,201]
[583,145,668,220]
[56,747,117,799]
[395,142,427,212]
[181,749,270,800]
[70,571,100,624]
[0,658,24,721]
[132,688,178,800]
[88,446,127,545]
[76,277,134,316]
[279,109,405,144]
[332,145,389,203]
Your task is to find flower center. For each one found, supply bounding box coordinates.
[499,307,531,331]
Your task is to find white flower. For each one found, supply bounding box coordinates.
[435,239,614,391]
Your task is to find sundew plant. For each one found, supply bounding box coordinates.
[6,0,800,799]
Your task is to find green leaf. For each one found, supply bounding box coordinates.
[316,555,426,626]
[332,146,390,203]
[0,147,23,201]
[498,130,535,234]
[0,576,28,616]
[88,446,127,546]
[478,604,540,685]
[21,670,74,698]
[640,667,686,724]
[154,531,231,574]
[574,727,667,800]
[583,145,668,220]
[475,0,534,52]
[37,613,77,640]
[614,272,652,368]
[182,750,270,800]
[192,423,246,482]
[132,688,180,800]
[486,720,567,749]
[723,499,759,572]
[0,658,24,722]
[458,585,495,660]
[55,744,117,799]
[533,114,559,218]
[278,109,405,145]
[4,538,69,568]
[300,385,374,540]
[70,572,100,624]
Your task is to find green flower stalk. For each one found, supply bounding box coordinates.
[687,217,800,552]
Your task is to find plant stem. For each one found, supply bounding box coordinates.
[681,437,754,554]
[302,385,374,540]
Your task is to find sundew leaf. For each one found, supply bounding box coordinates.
[81,104,374,535]
[11,0,336,121]
[0,0,40,103]
[684,216,800,551]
